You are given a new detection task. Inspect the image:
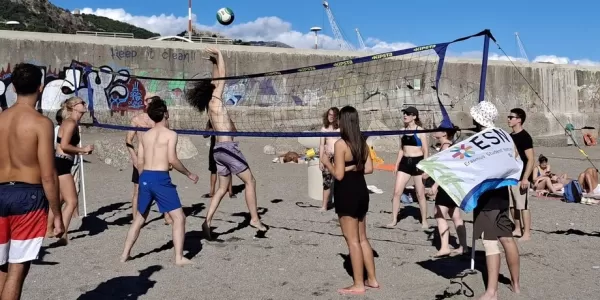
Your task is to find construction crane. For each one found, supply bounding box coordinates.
[355,28,366,50]
[322,0,355,51]
[515,32,529,62]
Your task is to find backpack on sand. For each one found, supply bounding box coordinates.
[563,180,583,203]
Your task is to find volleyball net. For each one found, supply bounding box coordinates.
[44,30,495,137]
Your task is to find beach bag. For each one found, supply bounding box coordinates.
[564,180,583,203]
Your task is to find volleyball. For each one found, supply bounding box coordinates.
[216,7,235,25]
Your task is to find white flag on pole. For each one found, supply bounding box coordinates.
[417,128,523,213]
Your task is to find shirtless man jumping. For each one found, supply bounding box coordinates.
[126,94,172,225]
[186,47,267,240]
[120,98,198,266]
[0,63,65,299]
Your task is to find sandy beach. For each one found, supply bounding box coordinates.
[23,132,600,300]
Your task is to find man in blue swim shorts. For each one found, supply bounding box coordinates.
[120,98,199,266]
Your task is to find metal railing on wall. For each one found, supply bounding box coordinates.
[76,31,135,38]
[147,35,234,44]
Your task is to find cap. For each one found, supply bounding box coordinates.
[402,106,419,117]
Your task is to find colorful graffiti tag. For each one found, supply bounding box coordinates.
[0,61,147,112]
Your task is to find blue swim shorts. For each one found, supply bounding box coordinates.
[137,170,182,214]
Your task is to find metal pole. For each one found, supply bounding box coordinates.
[188,0,192,40]
[478,33,491,102]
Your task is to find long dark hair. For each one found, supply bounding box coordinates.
[339,106,368,171]
[185,79,215,113]
[322,107,339,129]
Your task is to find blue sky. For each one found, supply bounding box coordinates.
[52,0,598,65]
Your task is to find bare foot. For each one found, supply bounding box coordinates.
[451,247,467,256]
[421,222,430,229]
[433,249,452,258]
[477,291,498,300]
[337,285,366,295]
[518,234,531,241]
[364,279,380,289]
[175,257,194,266]
[511,283,521,294]
[318,207,327,212]
[250,219,267,232]
[385,222,397,228]
[119,255,131,263]
[45,230,55,238]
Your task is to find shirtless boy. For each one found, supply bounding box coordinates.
[0,63,65,299]
[126,94,172,225]
[186,47,267,240]
[120,98,198,266]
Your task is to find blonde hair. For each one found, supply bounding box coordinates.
[61,97,86,120]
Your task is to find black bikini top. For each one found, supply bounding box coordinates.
[401,133,423,147]
[57,127,81,147]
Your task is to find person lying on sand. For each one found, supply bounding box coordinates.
[578,167,600,194]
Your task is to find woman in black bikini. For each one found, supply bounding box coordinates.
[320,105,379,295]
[387,106,429,228]
[429,125,467,257]
[47,97,94,244]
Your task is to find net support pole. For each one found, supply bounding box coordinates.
[78,126,88,217]
[470,231,476,271]
[471,32,492,272]
[478,33,491,102]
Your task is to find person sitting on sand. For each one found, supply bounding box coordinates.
[578,167,600,194]
[272,151,301,163]
[533,155,568,195]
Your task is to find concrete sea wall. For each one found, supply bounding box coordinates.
[1,30,600,137]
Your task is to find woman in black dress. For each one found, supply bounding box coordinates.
[429,125,467,257]
[320,106,379,295]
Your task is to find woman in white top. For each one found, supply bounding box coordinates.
[319,107,340,211]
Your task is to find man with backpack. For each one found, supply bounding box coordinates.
[508,108,534,241]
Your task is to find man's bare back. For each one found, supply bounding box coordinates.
[0,63,64,299]
[139,126,175,172]
[0,104,53,184]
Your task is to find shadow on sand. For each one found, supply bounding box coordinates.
[417,251,512,299]
[338,250,380,278]
[77,265,162,300]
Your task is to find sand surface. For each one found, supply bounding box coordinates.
[23,133,600,300]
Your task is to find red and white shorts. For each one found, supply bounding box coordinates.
[0,182,48,265]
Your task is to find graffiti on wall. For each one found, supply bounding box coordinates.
[0,61,147,112]
[1,59,334,112]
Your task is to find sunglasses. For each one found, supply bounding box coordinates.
[403,112,414,116]
[507,115,519,120]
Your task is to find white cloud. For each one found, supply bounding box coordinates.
[80,7,599,66]
[532,55,600,66]
[79,8,414,51]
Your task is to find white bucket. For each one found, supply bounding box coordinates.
[308,159,323,201]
